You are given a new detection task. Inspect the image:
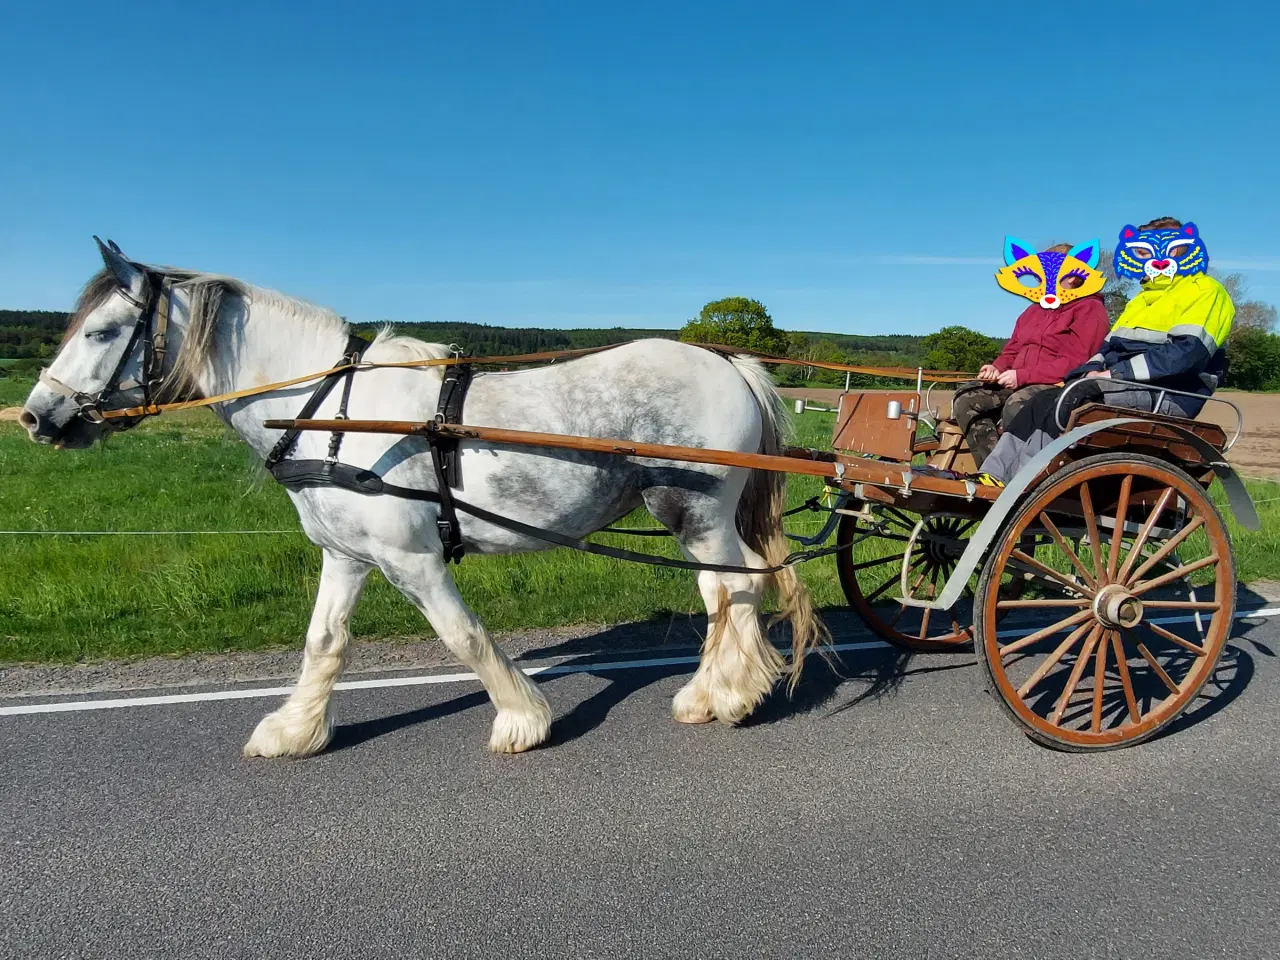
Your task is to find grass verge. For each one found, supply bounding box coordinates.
[2,375,1277,663]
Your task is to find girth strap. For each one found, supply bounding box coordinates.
[268,459,825,576]
[428,357,474,565]
[434,359,473,490]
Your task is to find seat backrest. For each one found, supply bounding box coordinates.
[832,391,919,461]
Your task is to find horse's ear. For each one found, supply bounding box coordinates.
[107,239,122,254]
[93,235,145,295]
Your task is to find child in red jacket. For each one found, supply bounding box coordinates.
[951,239,1112,467]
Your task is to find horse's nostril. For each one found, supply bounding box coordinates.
[18,409,37,430]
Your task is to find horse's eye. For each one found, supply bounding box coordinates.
[85,328,120,342]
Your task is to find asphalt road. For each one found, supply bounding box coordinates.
[3,610,1279,960]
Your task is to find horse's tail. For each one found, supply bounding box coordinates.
[726,354,829,691]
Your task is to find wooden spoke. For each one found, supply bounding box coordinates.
[1116,486,1176,583]
[1111,630,1141,725]
[1037,511,1098,590]
[864,572,900,603]
[1107,475,1133,581]
[977,455,1234,750]
[1124,515,1206,587]
[1092,628,1109,733]
[1009,549,1094,599]
[1130,553,1219,597]
[869,532,914,545]
[1078,480,1105,582]
[918,605,932,639]
[999,608,1095,656]
[850,553,910,572]
[1050,626,1104,724]
[835,512,975,652]
[996,598,1089,609]
[1137,642,1180,695]
[1016,621,1094,697]
[1145,621,1208,657]
[884,509,920,532]
[909,568,930,596]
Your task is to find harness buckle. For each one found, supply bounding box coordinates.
[438,518,465,563]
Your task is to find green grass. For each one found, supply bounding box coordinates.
[2,374,1278,664]
[0,382,846,662]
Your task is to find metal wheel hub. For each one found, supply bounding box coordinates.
[1093,583,1143,629]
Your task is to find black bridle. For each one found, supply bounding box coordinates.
[39,267,175,431]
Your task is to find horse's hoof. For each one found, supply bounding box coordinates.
[672,683,715,724]
[243,709,331,759]
[489,706,551,754]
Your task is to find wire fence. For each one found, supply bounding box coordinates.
[4,475,1278,537]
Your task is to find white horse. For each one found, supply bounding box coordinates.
[21,240,824,757]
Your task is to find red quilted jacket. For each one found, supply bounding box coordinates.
[992,295,1112,386]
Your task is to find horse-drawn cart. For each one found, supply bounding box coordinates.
[271,364,1260,753]
[30,243,1262,760]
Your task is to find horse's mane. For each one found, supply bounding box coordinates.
[67,265,454,399]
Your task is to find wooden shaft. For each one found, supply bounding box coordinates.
[263,418,1002,502]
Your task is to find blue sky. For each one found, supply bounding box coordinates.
[2,1,1276,337]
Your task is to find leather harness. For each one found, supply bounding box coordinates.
[263,339,476,564]
[47,271,834,575]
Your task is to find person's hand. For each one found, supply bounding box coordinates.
[996,368,1019,389]
[978,364,999,381]
[1085,369,1112,379]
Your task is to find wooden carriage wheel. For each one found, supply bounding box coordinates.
[835,510,978,651]
[975,453,1235,751]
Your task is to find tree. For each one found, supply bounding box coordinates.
[920,325,1002,373]
[1099,248,1138,322]
[678,297,790,355]
[1216,273,1278,332]
[1225,326,1280,390]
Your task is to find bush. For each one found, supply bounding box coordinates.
[1226,327,1280,391]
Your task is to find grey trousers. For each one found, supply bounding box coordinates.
[950,381,1057,469]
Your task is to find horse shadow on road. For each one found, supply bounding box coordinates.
[328,592,1266,753]
[328,609,958,753]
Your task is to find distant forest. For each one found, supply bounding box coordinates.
[0,310,933,377]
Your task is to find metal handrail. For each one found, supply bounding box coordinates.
[1052,377,1244,453]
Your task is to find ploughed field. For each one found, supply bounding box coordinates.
[3,375,1279,663]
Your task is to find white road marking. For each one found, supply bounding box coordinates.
[3,607,1278,718]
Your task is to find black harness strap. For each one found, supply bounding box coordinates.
[268,459,836,575]
[427,357,474,564]
[264,342,840,576]
[265,335,368,471]
[434,359,473,489]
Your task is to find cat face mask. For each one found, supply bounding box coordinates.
[994,238,1106,310]
[1113,222,1208,282]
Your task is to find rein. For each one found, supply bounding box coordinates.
[99,344,627,422]
[96,340,974,424]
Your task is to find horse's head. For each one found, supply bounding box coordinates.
[21,238,171,448]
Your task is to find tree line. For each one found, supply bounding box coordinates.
[4,263,1279,389]
[675,252,1280,390]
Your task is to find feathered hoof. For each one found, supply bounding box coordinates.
[489,704,552,754]
[672,681,715,724]
[243,709,331,759]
